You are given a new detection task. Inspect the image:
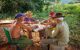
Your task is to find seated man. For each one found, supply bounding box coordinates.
[24,11,38,24]
[40,15,57,50]
[49,13,69,50]
[11,13,33,50]
[40,13,70,50]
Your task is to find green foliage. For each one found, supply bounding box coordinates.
[1,0,17,14]
[0,0,45,19]
[62,4,80,45]
[29,0,44,12]
[0,0,44,13]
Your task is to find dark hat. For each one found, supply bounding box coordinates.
[15,13,25,19]
[56,13,63,18]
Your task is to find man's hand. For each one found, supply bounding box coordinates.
[21,24,32,32]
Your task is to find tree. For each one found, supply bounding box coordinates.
[0,0,18,14]
[0,0,45,14]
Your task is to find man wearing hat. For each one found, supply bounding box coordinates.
[40,13,69,50]
[24,11,38,24]
[49,13,70,50]
[11,13,33,50]
[40,12,57,50]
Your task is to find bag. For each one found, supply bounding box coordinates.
[3,28,12,43]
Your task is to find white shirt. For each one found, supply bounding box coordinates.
[52,21,70,45]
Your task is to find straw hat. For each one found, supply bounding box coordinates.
[25,11,33,15]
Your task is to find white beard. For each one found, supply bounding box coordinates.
[57,17,64,21]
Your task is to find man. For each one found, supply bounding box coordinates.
[24,11,38,24]
[11,13,33,50]
[41,13,69,50]
[40,12,57,50]
[49,13,69,50]
[24,11,39,39]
